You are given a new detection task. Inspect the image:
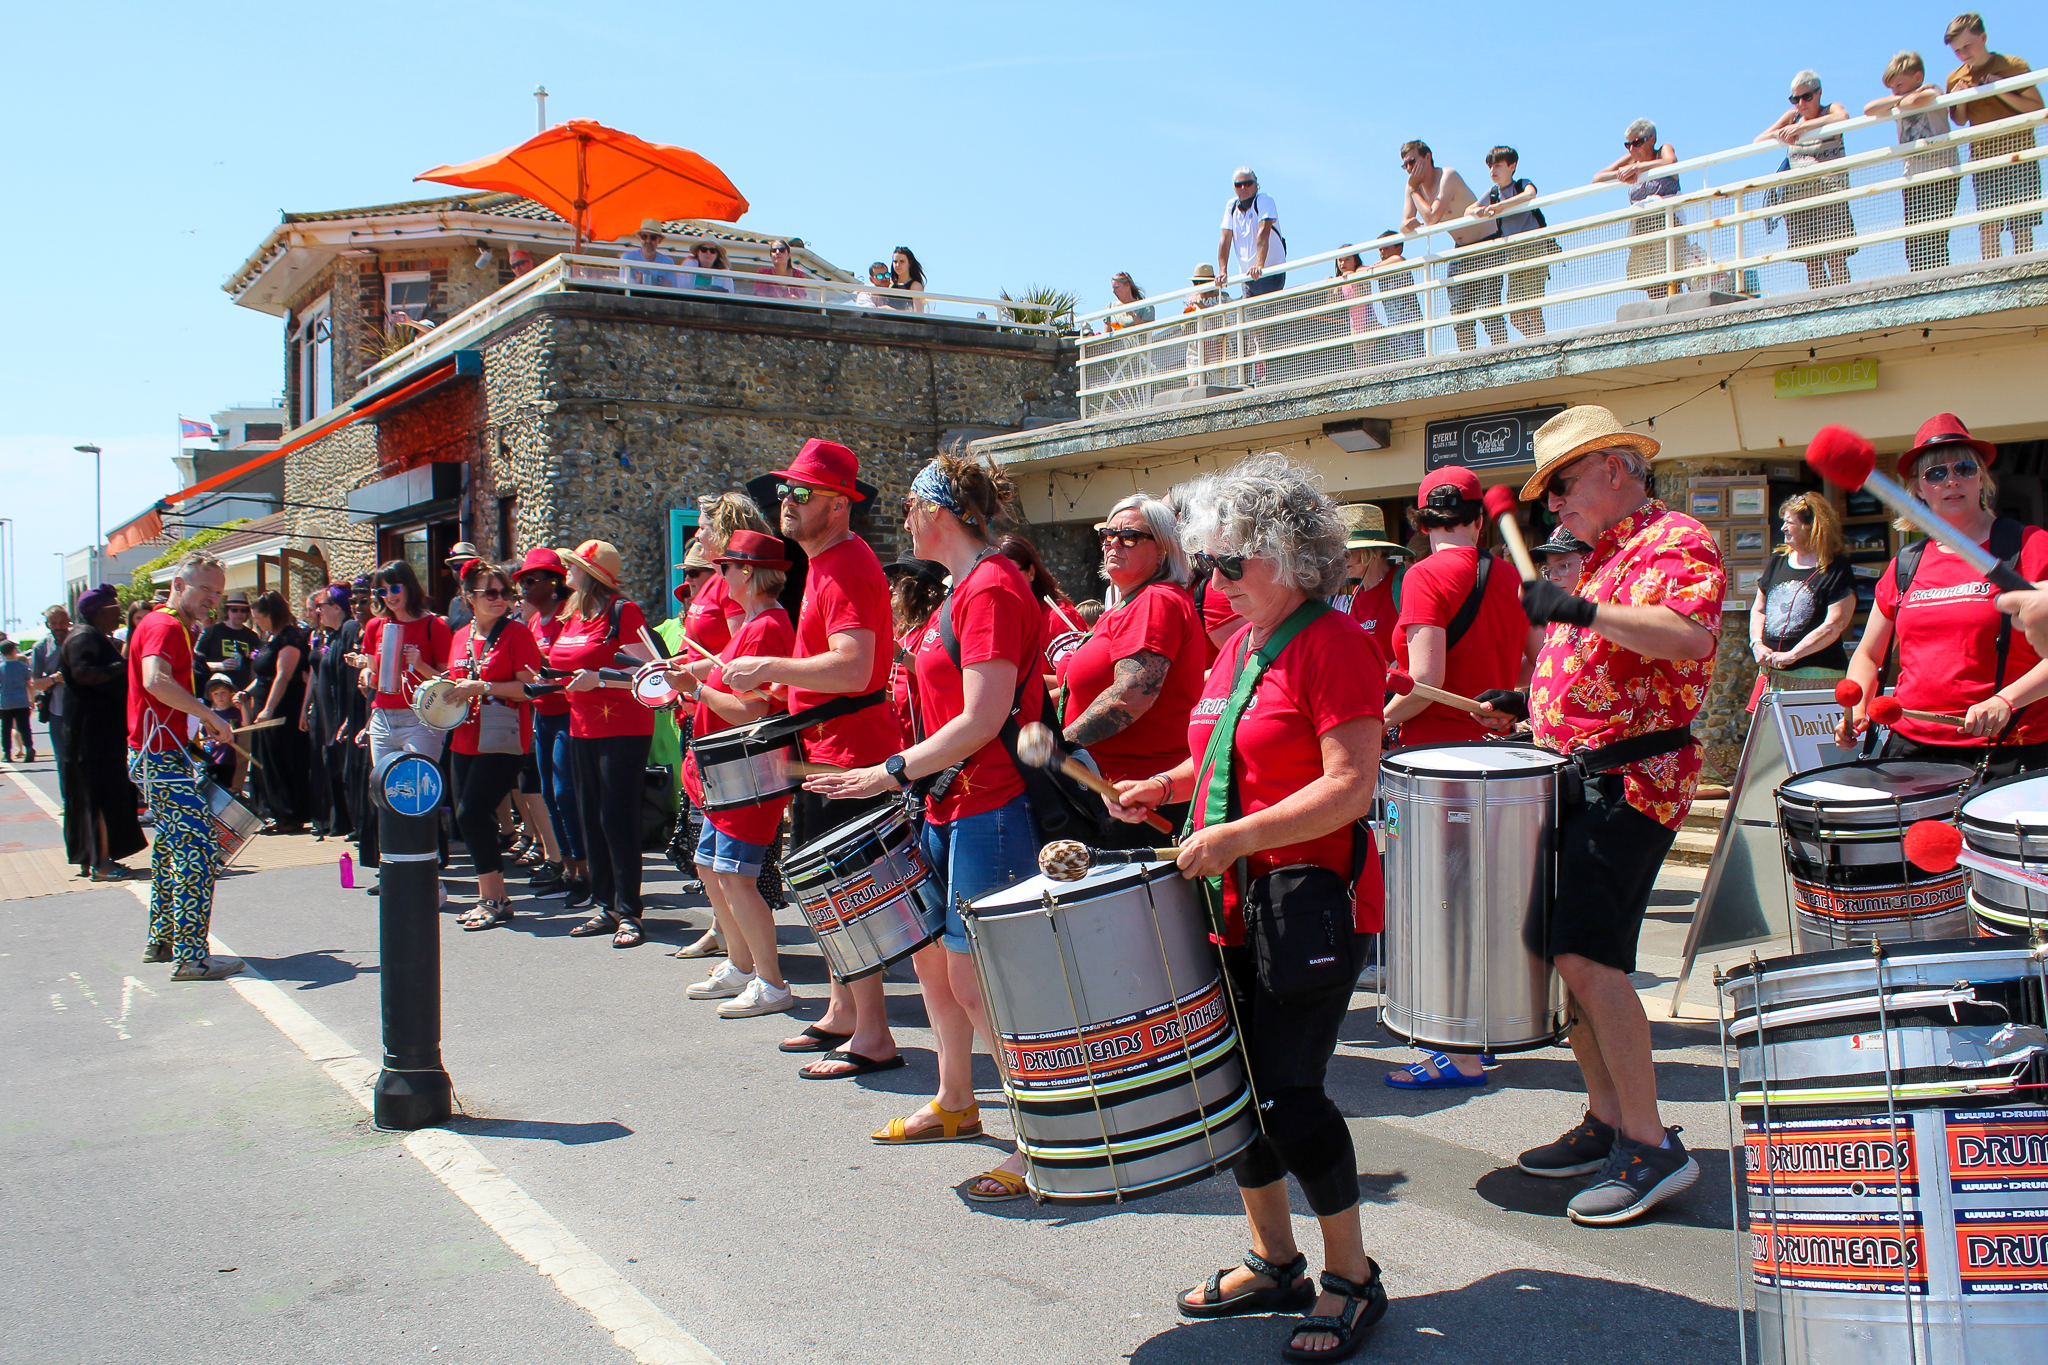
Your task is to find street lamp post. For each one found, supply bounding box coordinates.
[0,517,15,632]
[73,444,103,587]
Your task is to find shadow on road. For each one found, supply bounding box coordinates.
[247,949,377,990]
[451,1116,634,1145]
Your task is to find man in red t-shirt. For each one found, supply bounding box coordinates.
[723,439,905,1077]
[127,551,242,980]
[1384,467,1538,748]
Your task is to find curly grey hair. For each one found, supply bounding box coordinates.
[1173,453,1347,598]
[1102,494,1191,588]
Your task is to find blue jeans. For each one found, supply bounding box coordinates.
[695,822,771,876]
[534,710,584,862]
[920,793,1039,954]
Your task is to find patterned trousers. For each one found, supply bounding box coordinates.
[130,750,218,963]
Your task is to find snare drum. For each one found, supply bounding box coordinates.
[1775,760,1976,952]
[688,720,801,813]
[409,676,470,731]
[965,860,1256,1204]
[201,778,263,862]
[1959,771,2048,938]
[1377,743,1569,1053]
[783,801,942,981]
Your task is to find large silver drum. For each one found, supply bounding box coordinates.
[1959,771,2048,938]
[783,801,943,982]
[1776,760,1975,951]
[964,860,1256,1204]
[1377,743,1569,1054]
[1722,941,2048,1365]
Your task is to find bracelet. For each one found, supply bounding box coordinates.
[1149,771,1179,803]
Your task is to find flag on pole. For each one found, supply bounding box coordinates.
[180,417,216,439]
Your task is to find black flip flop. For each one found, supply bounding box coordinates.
[799,1049,908,1080]
[778,1025,854,1054]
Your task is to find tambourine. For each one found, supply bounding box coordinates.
[410,676,472,731]
[633,659,682,710]
[1045,628,1090,666]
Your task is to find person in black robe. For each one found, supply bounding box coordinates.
[309,585,358,839]
[58,587,147,880]
[240,591,312,834]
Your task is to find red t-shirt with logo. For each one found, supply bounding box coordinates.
[785,535,899,769]
[682,607,797,844]
[1346,572,1399,661]
[127,608,196,753]
[912,555,1045,823]
[1189,608,1386,943]
[365,615,453,710]
[548,599,655,739]
[525,610,572,715]
[1394,546,1528,746]
[1056,582,1203,784]
[447,618,545,756]
[1874,526,2048,747]
[684,572,743,657]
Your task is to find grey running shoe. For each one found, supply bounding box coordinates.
[1518,1112,1617,1178]
[171,955,246,982]
[1566,1128,1700,1226]
[142,940,172,964]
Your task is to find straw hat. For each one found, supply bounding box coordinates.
[558,539,623,590]
[1339,503,1404,554]
[636,218,668,238]
[672,542,716,573]
[1520,405,1662,501]
[444,541,481,566]
[1190,263,1217,283]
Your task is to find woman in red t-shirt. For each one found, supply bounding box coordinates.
[1056,494,1204,844]
[883,556,948,746]
[356,559,454,769]
[1837,414,2048,778]
[803,453,1045,1201]
[553,540,658,947]
[425,561,547,930]
[677,531,799,1019]
[1108,454,1390,1357]
[515,549,586,904]
[681,491,771,657]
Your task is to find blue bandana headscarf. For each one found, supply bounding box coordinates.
[910,462,967,519]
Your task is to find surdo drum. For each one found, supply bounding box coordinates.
[964,860,1256,1204]
[782,800,943,981]
[1775,761,1976,951]
[1959,772,2048,938]
[688,717,803,813]
[1376,743,1570,1054]
[1722,941,2048,1365]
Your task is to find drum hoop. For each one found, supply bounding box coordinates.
[964,857,1176,920]
[410,676,470,731]
[1378,739,1569,782]
[1720,936,2037,985]
[690,726,798,761]
[1777,757,1974,808]
[786,802,909,867]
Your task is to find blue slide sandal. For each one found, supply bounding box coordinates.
[1385,1051,1489,1089]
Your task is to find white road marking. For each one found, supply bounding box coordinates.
[119,976,157,1033]
[69,970,128,1040]
[49,992,67,1012]
[1,767,64,821]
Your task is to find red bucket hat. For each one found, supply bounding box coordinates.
[715,529,792,571]
[1898,413,1997,479]
[512,546,567,580]
[769,438,864,500]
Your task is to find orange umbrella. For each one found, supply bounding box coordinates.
[416,119,748,252]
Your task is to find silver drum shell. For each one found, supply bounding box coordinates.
[690,731,799,813]
[964,863,1256,1205]
[1959,772,2048,937]
[1377,746,1567,1053]
[202,779,262,862]
[1776,760,1975,952]
[783,803,942,982]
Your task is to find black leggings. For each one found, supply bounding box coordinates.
[1222,941,1362,1217]
[2,708,34,757]
[452,751,526,878]
[570,732,650,919]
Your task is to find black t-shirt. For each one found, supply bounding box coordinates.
[250,624,308,701]
[195,622,260,689]
[1757,553,1857,670]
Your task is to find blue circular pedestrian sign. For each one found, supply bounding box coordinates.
[379,754,443,818]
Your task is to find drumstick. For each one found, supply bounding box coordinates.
[1805,425,2033,593]
[1866,695,1967,730]
[667,628,774,702]
[1037,838,1179,881]
[788,761,845,777]
[1481,485,1539,583]
[230,717,287,734]
[1016,722,1175,834]
[1903,820,2048,893]
[1383,669,1491,716]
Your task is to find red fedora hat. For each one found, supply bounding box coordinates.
[1898,413,1997,478]
[512,546,567,580]
[714,529,792,571]
[769,438,864,500]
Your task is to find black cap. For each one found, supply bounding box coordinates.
[1534,527,1592,557]
[883,556,948,589]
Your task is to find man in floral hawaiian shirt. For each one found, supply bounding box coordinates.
[1479,405,1725,1229]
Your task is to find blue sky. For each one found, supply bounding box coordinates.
[2,0,2040,631]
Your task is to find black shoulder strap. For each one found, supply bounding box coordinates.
[602,594,627,646]
[1989,516,2025,700]
[1443,550,1493,651]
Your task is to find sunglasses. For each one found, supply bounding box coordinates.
[1790,90,1819,104]
[226,605,249,613]
[1233,180,1256,188]
[771,246,790,254]
[1400,158,1419,170]
[1549,456,1602,498]
[1918,459,1980,485]
[1191,552,1248,581]
[471,587,510,600]
[684,567,713,579]
[377,585,406,596]
[776,482,825,504]
[1624,137,1650,148]
[1097,527,1156,548]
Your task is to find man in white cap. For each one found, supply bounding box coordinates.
[1488,405,1724,1227]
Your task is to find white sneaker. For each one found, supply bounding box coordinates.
[686,962,753,1000]
[718,978,795,1018]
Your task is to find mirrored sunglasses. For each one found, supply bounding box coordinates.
[1918,459,1980,485]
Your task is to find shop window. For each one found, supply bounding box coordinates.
[298,296,333,422]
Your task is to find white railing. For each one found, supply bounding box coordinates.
[361,255,1051,387]
[1077,68,2048,418]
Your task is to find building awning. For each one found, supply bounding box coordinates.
[106,507,165,556]
[162,350,481,507]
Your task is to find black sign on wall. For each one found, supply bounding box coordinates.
[1424,405,1565,472]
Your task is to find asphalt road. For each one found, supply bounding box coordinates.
[1,745,1754,1365]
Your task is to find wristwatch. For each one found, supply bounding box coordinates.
[885,754,911,788]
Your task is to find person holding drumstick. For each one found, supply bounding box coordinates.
[1055,494,1205,845]
[515,548,588,910]
[721,440,908,1074]
[677,531,800,1017]
[1834,413,2048,776]
[802,450,1044,1201]
[553,540,658,948]
[1106,453,1390,1360]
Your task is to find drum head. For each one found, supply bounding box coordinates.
[411,678,468,730]
[968,858,1173,915]
[1380,742,1564,777]
[633,664,678,709]
[1961,770,2048,835]
[1778,759,1972,807]
[1046,629,1089,665]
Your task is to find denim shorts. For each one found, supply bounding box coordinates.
[919,792,1039,953]
[695,823,772,876]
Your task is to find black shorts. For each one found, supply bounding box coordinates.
[1537,778,1675,975]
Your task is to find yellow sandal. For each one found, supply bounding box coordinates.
[961,1167,1028,1202]
[871,1102,982,1144]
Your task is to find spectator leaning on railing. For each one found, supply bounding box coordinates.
[1866,50,1960,274]
[888,247,926,312]
[1331,252,1378,367]
[752,239,811,300]
[1945,11,2041,260]
[687,240,736,293]
[1399,141,1496,351]
[1107,272,1154,330]
[1594,120,1681,300]
[1216,167,1286,297]
[1370,231,1425,362]
[1472,146,1558,341]
[1756,70,1857,292]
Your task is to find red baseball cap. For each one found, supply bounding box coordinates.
[769,438,864,500]
[1898,412,1997,478]
[1418,465,1482,510]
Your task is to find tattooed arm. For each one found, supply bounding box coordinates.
[1062,649,1171,750]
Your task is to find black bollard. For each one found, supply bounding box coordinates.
[369,750,453,1130]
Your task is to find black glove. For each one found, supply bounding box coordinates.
[1520,576,1598,629]
[1475,689,1529,721]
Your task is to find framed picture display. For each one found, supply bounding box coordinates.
[1689,488,1725,520]
[1731,486,1767,518]
[1732,526,1767,554]
[1735,565,1765,599]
